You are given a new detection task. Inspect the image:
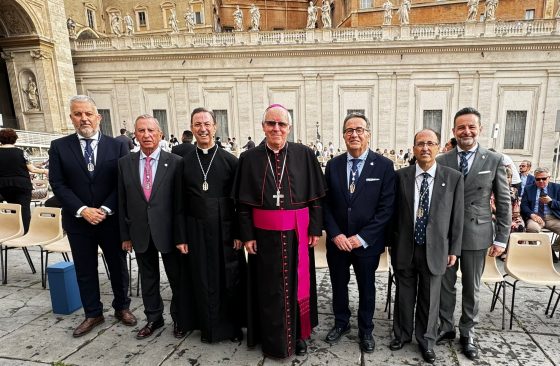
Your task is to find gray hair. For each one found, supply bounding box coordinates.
[342,112,370,131]
[262,104,293,126]
[134,114,162,131]
[70,95,98,113]
[534,167,550,176]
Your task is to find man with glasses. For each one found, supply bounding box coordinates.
[519,160,535,197]
[233,104,326,358]
[521,167,560,262]
[436,107,511,360]
[323,112,395,353]
[389,129,463,364]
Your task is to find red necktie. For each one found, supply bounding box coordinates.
[143,156,152,200]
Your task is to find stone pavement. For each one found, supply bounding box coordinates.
[1,246,560,366]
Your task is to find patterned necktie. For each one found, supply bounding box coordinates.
[143,156,152,200]
[83,139,94,175]
[538,188,546,218]
[414,172,430,246]
[349,158,360,193]
[459,151,469,176]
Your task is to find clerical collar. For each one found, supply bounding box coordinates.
[415,162,437,178]
[197,144,217,155]
[266,142,287,154]
[76,131,100,141]
[456,143,478,154]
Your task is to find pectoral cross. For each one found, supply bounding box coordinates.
[273,190,284,207]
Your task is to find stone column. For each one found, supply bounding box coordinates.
[393,72,412,151]
[319,73,336,149]
[303,73,318,144]
[235,75,252,143]
[171,76,189,132]
[250,75,264,141]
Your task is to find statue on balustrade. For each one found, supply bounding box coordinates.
[185,7,196,33]
[466,0,479,22]
[306,1,318,29]
[484,0,498,21]
[321,0,331,29]
[169,9,180,33]
[556,0,560,18]
[22,77,40,111]
[383,0,393,25]
[66,18,76,38]
[124,14,134,36]
[234,5,244,31]
[111,14,122,37]
[250,4,260,31]
[397,0,410,25]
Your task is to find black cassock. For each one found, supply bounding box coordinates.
[233,142,326,358]
[178,145,247,342]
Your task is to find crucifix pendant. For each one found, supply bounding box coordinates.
[144,182,151,190]
[349,182,355,194]
[87,162,95,172]
[273,190,284,207]
[417,207,424,218]
[202,181,209,191]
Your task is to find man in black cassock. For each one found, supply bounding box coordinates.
[175,107,247,343]
[233,104,326,358]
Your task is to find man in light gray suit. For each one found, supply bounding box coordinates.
[389,129,464,364]
[436,107,511,360]
[118,114,186,340]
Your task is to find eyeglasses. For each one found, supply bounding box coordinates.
[414,141,439,148]
[519,165,527,168]
[344,127,369,136]
[264,121,290,129]
[535,177,549,182]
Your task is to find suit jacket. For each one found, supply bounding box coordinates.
[391,165,464,275]
[525,174,536,187]
[437,146,511,250]
[172,142,195,158]
[49,133,128,233]
[118,150,184,254]
[520,182,560,221]
[324,150,396,257]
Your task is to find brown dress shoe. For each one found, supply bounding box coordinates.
[73,316,105,338]
[136,319,164,340]
[115,309,137,326]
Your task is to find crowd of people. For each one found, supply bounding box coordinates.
[1,96,558,363]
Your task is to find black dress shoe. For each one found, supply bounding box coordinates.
[295,339,307,356]
[325,324,351,344]
[389,338,410,351]
[136,319,164,339]
[359,335,375,353]
[173,322,186,339]
[435,330,456,345]
[420,347,436,364]
[460,336,479,360]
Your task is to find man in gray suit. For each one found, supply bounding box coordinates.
[389,129,464,364]
[436,107,511,360]
[118,114,186,340]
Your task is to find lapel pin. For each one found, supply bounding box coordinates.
[482,155,486,159]
[164,163,168,167]
[442,183,446,186]
[370,162,373,166]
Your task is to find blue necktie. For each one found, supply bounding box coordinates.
[459,151,469,176]
[349,158,360,193]
[414,172,430,246]
[84,139,95,175]
[538,188,546,218]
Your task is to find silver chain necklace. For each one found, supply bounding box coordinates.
[266,143,288,207]
[195,146,219,191]
[415,174,433,219]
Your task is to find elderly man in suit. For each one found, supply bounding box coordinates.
[389,129,464,364]
[49,95,136,337]
[520,167,560,262]
[436,107,511,360]
[324,112,395,353]
[118,115,187,339]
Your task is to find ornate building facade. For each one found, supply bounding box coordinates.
[1,0,560,170]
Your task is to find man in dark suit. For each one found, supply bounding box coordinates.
[323,112,395,353]
[436,107,511,360]
[171,130,195,158]
[49,95,136,337]
[521,167,560,261]
[241,136,255,150]
[519,160,535,197]
[115,128,134,151]
[118,115,186,339]
[389,129,464,364]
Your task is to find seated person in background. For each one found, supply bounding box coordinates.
[520,167,560,262]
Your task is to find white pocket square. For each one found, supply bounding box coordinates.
[478,171,491,175]
[366,178,380,182]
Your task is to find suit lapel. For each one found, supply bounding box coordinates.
[69,134,90,177]
[92,134,106,180]
[430,165,446,216]
[336,155,350,205]
[402,167,415,221]
[351,150,375,201]
[150,151,170,199]
[466,146,488,182]
[129,153,144,200]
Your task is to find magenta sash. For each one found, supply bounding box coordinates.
[252,207,312,339]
